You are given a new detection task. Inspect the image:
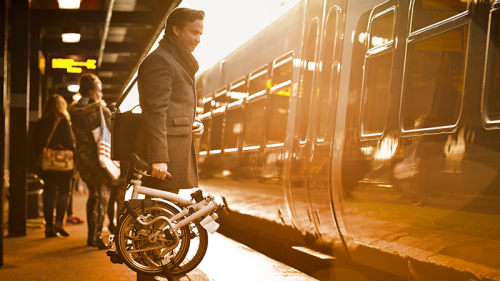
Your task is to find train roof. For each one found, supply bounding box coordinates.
[197,0,305,98]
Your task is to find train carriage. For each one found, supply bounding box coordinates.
[194,0,500,280]
[121,0,500,279]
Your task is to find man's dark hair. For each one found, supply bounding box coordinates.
[165,7,205,37]
[79,73,101,96]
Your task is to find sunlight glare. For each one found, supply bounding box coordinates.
[118,0,301,112]
[181,0,301,74]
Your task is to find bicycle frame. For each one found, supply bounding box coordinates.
[127,173,223,232]
[107,159,223,279]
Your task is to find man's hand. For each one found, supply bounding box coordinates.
[151,163,169,180]
[192,121,204,139]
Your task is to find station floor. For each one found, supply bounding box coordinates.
[1,190,317,281]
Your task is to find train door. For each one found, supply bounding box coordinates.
[307,2,345,249]
[240,66,268,180]
[288,1,322,236]
[223,78,246,180]
[208,87,228,177]
[263,54,293,182]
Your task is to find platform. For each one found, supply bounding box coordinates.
[1,192,317,281]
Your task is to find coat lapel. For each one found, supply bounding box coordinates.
[159,36,199,79]
[159,36,199,115]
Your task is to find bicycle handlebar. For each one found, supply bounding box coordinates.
[130,153,173,180]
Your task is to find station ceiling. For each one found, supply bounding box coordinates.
[31,0,180,102]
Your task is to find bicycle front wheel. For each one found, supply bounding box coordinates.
[115,201,208,277]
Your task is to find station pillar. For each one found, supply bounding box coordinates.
[1,0,9,267]
[28,22,42,175]
[8,0,31,237]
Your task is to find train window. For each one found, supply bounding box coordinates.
[229,78,248,100]
[299,21,319,142]
[267,55,293,145]
[243,98,265,147]
[317,10,338,139]
[267,96,290,145]
[272,55,293,95]
[225,108,244,149]
[361,11,395,136]
[484,10,500,123]
[362,53,393,135]
[210,114,224,151]
[214,88,230,108]
[401,25,468,130]
[370,12,394,48]
[411,0,468,32]
[202,96,212,113]
[199,119,209,153]
[248,66,268,96]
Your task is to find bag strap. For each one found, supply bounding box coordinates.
[44,117,62,149]
[99,106,106,127]
[114,76,138,112]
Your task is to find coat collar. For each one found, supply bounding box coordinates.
[69,98,106,116]
[159,35,199,78]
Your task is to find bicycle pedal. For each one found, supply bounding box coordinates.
[200,215,220,234]
[106,250,124,264]
[190,189,204,203]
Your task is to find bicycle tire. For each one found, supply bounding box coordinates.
[115,201,208,277]
[170,215,209,277]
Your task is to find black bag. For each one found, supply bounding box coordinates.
[111,78,141,161]
[111,109,141,160]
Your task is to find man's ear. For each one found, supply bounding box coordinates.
[172,25,180,37]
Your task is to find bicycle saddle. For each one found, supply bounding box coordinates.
[130,153,173,180]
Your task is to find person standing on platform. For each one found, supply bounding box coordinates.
[34,94,74,238]
[133,7,205,192]
[133,7,205,280]
[69,73,112,249]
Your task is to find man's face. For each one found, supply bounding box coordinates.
[173,19,204,52]
[90,84,103,101]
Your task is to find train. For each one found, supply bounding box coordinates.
[189,0,500,280]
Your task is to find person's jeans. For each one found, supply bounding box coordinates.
[42,172,72,225]
[86,182,110,244]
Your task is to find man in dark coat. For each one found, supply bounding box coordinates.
[134,7,205,191]
[69,73,112,249]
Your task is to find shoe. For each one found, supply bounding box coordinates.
[66,216,84,224]
[45,225,58,238]
[88,240,109,250]
[55,222,70,237]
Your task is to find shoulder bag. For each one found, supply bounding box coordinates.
[39,118,74,172]
[93,106,121,180]
[110,77,141,161]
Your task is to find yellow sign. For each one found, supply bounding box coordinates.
[51,58,97,73]
[39,57,45,74]
[38,51,46,74]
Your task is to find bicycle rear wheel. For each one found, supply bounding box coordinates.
[115,201,208,277]
[173,215,209,276]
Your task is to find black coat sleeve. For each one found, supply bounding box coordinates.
[59,118,75,152]
[137,54,173,164]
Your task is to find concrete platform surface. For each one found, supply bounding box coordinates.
[2,192,317,281]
